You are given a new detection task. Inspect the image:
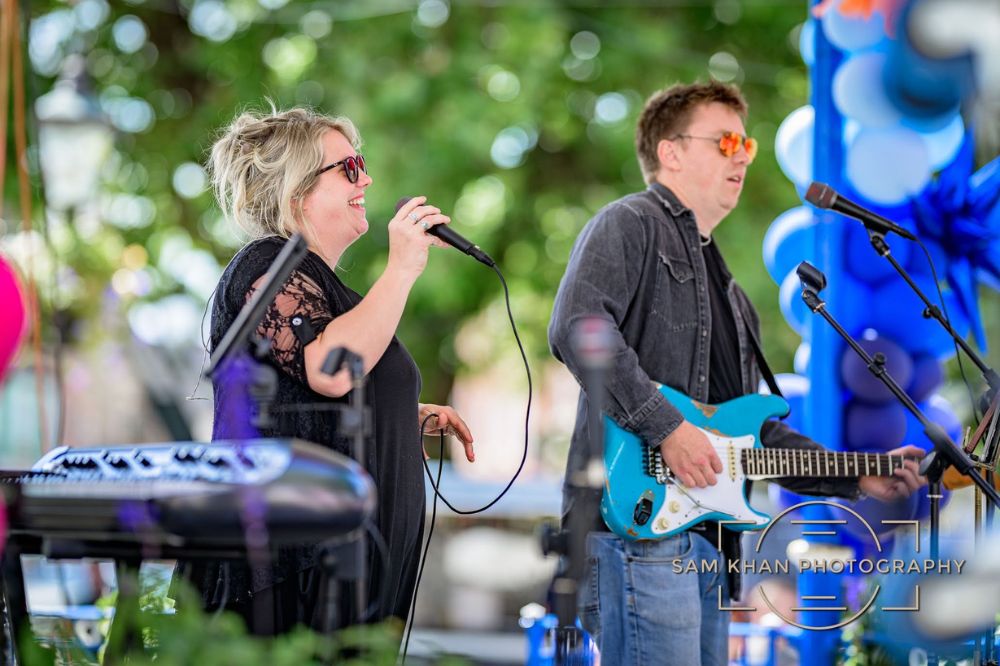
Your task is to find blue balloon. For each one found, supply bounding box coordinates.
[920,113,965,171]
[775,106,814,188]
[901,111,957,134]
[823,275,874,339]
[779,271,811,336]
[907,354,944,403]
[844,401,908,452]
[846,127,932,205]
[775,372,809,434]
[843,118,861,145]
[763,206,816,285]
[840,332,914,405]
[903,395,963,453]
[843,216,913,285]
[821,0,887,53]
[799,20,816,67]
[882,1,971,123]
[833,52,903,128]
[793,342,810,375]
[924,395,964,442]
[844,402,907,452]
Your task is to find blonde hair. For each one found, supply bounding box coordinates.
[208,104,362,239]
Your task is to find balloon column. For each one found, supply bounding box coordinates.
[0,254,28,386]
[767,0,1000,530]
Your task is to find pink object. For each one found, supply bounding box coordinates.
[0,254,28,384]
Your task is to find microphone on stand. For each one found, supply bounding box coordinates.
[395,197,495,267]
[805,182,918,241]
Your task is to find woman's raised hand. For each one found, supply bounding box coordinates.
[386,196,451,279]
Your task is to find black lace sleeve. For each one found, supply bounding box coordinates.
[247,269,334,385]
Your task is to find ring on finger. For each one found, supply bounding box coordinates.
[408,212,419,223]
[421,221,430,231]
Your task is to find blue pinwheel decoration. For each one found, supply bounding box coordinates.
[912,134,1000,350]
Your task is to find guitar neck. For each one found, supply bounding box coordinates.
[741,449,908,478]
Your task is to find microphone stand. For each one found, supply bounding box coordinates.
[317,347,370,638]
[541,319,611,664]
[796,262,1000,561]
[206,234,309,379]
[862,230,1000,665]
[798,261,1000,666]
[863,230,1000,395]
[207,234,310,432]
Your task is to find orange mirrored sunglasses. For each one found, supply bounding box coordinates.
[673,131,758,162]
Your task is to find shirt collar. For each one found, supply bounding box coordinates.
[647,182,691,218]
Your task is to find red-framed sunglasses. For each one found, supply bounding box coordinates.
[316,153,367,183]
[673,131,758,162]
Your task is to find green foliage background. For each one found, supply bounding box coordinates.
[8,0,815,401]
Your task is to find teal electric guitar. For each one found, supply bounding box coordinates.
[601,384,911,541]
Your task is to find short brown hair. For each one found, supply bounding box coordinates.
[635,80,748,184]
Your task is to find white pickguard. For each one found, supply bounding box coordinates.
[648,428,769,535]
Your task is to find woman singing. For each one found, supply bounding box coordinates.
[194,106,475,635]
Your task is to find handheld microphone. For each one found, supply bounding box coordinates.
[805,182,918,241]
[395,197,495,267]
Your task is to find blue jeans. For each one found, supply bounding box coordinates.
[579,531,729,666]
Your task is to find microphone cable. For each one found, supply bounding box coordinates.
[913,238,981,423]
[401,263,533,664]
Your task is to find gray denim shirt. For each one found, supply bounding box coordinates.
[549,183,860,521]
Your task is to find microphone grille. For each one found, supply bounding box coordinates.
[394,196,413,213]
[805,182,836,209]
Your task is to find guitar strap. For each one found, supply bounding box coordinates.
[742,319,785,401]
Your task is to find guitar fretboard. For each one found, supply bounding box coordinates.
[741,449,908,478]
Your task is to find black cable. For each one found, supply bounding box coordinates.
[400,428,445,665]
[211,562,230,623]
[186,286,219,402]
[400,264,533,664]
[421,265,532,515]
[915,238,981,423]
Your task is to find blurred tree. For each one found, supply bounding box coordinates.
[6,0,813,402]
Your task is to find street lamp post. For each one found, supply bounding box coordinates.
[33,54,113,448]
[35,54,113,215]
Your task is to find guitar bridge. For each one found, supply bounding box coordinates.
[644,446,669,484]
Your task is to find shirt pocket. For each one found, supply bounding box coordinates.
[652,251,698,331]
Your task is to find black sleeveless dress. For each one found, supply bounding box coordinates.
[192,236,426,633]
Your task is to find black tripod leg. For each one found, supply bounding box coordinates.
[1,542,29,663]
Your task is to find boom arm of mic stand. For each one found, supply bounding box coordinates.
[865,230,1000,394]
[801,286,1000,510]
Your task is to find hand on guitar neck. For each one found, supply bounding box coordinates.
[857,444,926,501]
[660,420,926,498]
[659,420,724,488]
